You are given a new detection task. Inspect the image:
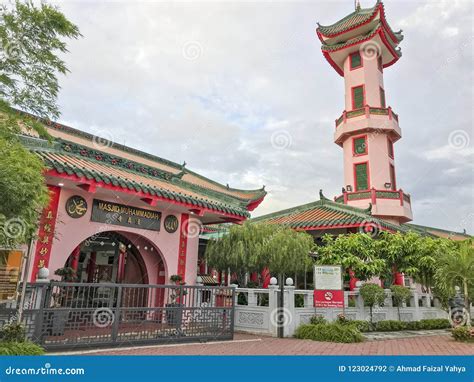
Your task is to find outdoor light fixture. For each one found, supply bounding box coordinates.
[346,185,352,192]
[270,277,277,285]
[384,182,392,189]
[285,277,294,286]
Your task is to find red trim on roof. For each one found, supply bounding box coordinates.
[321,28,400,76]
[317,3,399,44]
[247,196,265,212]
[294,222,397,233]
[46,169,247,221]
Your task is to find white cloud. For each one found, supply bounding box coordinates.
[52,0,473,234]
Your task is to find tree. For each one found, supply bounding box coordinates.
[205,222,314,286]
[0,2,80,248]
[434,240,474,327]
[317,233,386,281]
[360,283,385,324]
[390,285,411,321]
[1,0,81,119]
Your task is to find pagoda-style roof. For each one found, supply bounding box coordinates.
[317,1,403,76]
[250,191,407,233]
[17,113,266,222]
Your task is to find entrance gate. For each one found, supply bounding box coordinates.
[1,283,235,350]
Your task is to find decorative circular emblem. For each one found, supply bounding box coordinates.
[65,195,88,218]
[164,215,179,233]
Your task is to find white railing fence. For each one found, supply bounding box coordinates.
[233,286,473,338]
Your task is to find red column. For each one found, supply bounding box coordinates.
[199,259,206,275]
[250,272,258,283]
[261,268,271,288]
[349,269,359,291]
[87,251,96,283]
[70,245,80,272]
[394,272,404,286]
[117,246,127,282]
[177,214,189,280]
[30,185,61,281]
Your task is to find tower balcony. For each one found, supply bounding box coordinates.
[334,188,413,224]
[334,106,401,146]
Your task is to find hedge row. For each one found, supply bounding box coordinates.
[295,323,364,343]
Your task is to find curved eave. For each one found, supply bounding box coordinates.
[321,27,401,76]
[317,2,402,45]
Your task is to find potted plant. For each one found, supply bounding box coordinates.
[166,275,187,326]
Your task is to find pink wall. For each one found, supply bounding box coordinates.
[28,185,199,285]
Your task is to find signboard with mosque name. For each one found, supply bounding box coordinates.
[91,199,162,231]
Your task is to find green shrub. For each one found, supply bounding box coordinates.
[295,323,363,343]
[404,321,422,330]
[0,323,26,342]
[0,341,45,355]
[360,283,385,323]
[418,319,450,330]
[451,327,472,342]
[309,315,326,325]
[347,320,372,332]
[375,320,406,332]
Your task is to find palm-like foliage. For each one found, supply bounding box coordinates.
[434,240,474,327]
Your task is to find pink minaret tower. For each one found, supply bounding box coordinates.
[317,0,412,225]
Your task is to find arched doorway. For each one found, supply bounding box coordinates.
[64,231,160,285]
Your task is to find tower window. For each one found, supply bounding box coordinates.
[387,138,394,158]
[389,164,396,190]
[350,51,362,70]
[380,87,386,108]
[351,85,365,109]
[378,56,383,72]
[354,162,369,191]
[353,135,367,156]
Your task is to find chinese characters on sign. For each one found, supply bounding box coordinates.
[313,265,344,308]
[31,186,61,281]
[177,214,189,280]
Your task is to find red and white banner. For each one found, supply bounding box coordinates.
[313,265,344,308]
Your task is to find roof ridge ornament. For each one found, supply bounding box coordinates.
[363,203,372,215]
[319,189,330,201]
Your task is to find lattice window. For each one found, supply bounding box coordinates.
[350,52,362,69]
[353,136,367,155]
[378,56,383,72]
[352,85,364,109]
[390,164,396,190]
[355,163,369,191]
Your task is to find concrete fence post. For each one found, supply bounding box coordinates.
[268,285,279,336]
[285,285,295,337]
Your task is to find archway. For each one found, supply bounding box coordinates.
[63,231,165,285]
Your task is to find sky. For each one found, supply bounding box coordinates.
[51,0,473,234]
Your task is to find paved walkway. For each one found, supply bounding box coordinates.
[66,333,473,356]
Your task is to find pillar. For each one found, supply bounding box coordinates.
[70,246,80,273]
[87,251,96,283]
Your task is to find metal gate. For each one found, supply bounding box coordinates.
[0,282,235,350]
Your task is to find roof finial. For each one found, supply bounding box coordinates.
[319,189,329,201]
[355,0,361,11]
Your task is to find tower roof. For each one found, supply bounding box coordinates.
[317,1,403,76]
